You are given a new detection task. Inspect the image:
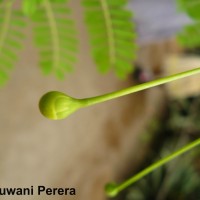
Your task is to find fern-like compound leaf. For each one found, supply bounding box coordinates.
[176,0,200,47]
[82,0,136,79]
[32,0,78,79]
[0,3,26,86]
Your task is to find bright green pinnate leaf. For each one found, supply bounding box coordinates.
[0,3,26,86]
[32,0,78,79]
[82,0,136,79]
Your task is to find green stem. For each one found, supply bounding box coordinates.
[105,138,200,197]
[82,67,200,107]
[99,0,115,65]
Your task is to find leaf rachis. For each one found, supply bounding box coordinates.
[43,0,61,72]
[100,0,116,65]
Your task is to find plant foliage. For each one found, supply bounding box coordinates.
[22,0,41,17]
[0,0,136,86]
[176,0,200,47]
[31,0,78,79]
[0,1,26,86]
[82,0,136,78]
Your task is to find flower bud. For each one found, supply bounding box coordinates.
[39,91,81,120]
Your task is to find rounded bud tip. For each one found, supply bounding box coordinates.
[39,91,81,120]
[105,183,118,197]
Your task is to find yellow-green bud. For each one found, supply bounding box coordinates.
[39,91,82,120]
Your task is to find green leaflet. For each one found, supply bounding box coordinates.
[0,3,26,86]
[83,0,136,79]
[22,0,70,18]
[53,7,71,14]
[177,0,200,19]
[0,70,8,86]
[177,23,200,47]
[176,0,200,47]
[32,0,78,80]
[83,0,127,7]
[0,0,137,85]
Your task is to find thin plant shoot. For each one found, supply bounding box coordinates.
[105,138,200,197]
[39,67,200,120]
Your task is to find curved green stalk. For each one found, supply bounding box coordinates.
[39,67,200,120]
[82,67,200,106]
[105,138,200,197]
